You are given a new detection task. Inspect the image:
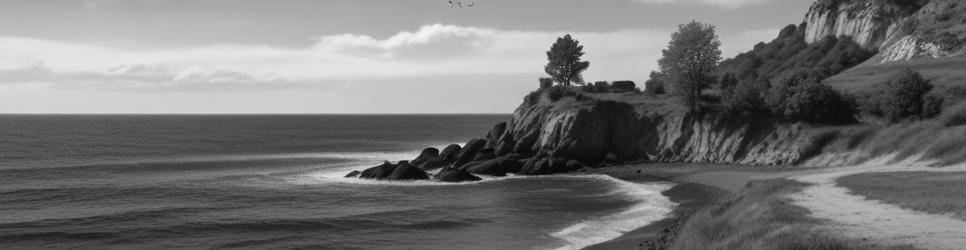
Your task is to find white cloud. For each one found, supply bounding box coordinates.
[0,24,669,92]
[631,0,769,9]
[0,23,779,93]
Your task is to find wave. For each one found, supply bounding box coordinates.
[549,176,675,250]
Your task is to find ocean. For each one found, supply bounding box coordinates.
[0,115,674,250]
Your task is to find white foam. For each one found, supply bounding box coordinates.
[548,175,676,250]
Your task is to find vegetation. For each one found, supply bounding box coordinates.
[719,74,768,115]
[645,71,666,95]
[539,77,553,89]
[764,71,855,123]
[659,21,722,113]
[582,81,639,94]
[859,69,941,123]
[941,101,966,126]
[666,179,909,250]
[544,34,590,87]
[838,171,966,220]
[717,24,874,86]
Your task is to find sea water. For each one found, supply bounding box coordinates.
[0,115,673,249]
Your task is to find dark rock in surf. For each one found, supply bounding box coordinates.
[344,170,361,178]
[519,157,576,175]
[452,138,487,168]
[434,168,482,182]
[385,161,429,180]
[565,159,584,170]
[460,155,523,176]
[471,148,497,162]
[360,161,397,179]
[439,144,463,162]
[412,147,440,166]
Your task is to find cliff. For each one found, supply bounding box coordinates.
[486,92,822,168]
[802,0,965,63]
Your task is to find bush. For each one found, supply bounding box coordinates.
[861,69,936,123]
[941,102,966,126]
[547,86,569,102]
[721,79,768,115]
[612,80,637,92]
[645,71,666,95]
[766,71,854,123]
[539,77,554,89]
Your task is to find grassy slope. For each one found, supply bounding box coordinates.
[838,171,966,220]
[824,56,966,100]
[667,179,914,250]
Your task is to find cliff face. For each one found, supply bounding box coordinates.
[803,0,964,63]
[488,95,818,167]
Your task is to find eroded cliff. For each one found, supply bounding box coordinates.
[803,0,965,63]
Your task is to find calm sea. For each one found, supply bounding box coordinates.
[0,115,673,250]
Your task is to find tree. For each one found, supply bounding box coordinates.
[544,34,590,87]
[865,68,935,122]
[644,71,666,95]
[659,21,722,113]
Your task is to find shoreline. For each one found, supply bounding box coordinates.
[580,165,735,250]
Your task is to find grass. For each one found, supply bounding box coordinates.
[825,56,966,103]
[838,171,966,220]
[666,179,912,250]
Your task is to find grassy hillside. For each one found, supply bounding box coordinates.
[824,56,966,102]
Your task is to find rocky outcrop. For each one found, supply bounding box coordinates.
[802,0,965,63]
[434,169,482,182]
[355,161,430,181]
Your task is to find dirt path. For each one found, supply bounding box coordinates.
[789,156,966,250]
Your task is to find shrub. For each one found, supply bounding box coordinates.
[766,71,854,123]
[547,86,569,102]
[861,69,936,123]
[941,101,966,126]
[612,80,636,93]
[721,79,768,115]
[539,77,554,89]
[645,71,666,95]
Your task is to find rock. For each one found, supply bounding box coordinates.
[604,152,620,164]
[460,155,523,176]
[412,147,440,166]
[359,161,397,179]
[452,138,487,168]
[566,159,584,170]
[471,148,497,162]
[484,122,508,148]
[439,144,463,162]
[434,169,482,182]
[344,170,361,178]
[416,159,450,171]
[385,161,429,181]
[519,157,575,175]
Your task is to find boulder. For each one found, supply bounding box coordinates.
[416,159,450,171]
[412,147,440,166]
[359,161,397,179]
[385,161,429,180]
[460,155,523,176]
[344,170,361,178]
[566,159,585,170]
[453,138,487,168]
[434,169,483,182]
[484,122,508,148]
[519,157,575,175]
[439,144,463,162]
[471,148,497,162]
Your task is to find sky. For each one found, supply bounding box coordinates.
[0,0,813,114]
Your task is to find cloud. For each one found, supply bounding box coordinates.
[0,23,779,93]
[0,24,669,92]
[631,0,769,9]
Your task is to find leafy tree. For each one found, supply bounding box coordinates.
[644,71,666,95]
[766,71,854,123]
[538,77,553,89]
[659,21,722,113]
[544,34,590,87]
[865,69,936,122]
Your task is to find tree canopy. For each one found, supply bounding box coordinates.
[544,34,590,87]
[658,21,722,113]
